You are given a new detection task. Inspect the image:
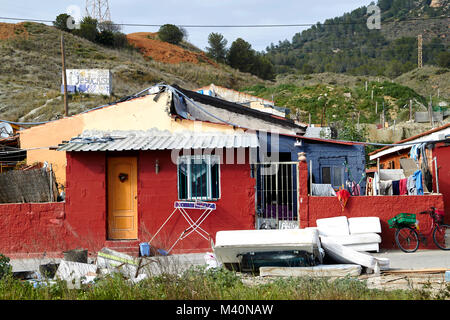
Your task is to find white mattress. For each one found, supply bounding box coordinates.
[326,233,381,245]
[214,229,321,264]
[320,236,389,271]
[320,236,377,269]
[215,228,320,248]
[345,243,380,253]
[316,216,350,236]
[348,217,381,234]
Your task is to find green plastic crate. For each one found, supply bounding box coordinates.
[388,213,416,228]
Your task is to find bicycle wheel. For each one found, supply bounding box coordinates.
[432,224,450,250]
[395,226,419,253]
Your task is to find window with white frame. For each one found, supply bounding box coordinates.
[177,155,220,201]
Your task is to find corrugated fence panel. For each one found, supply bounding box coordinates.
[415,112,443,123]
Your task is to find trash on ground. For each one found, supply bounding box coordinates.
[63,249,88,263]
[259,264,362,277]
[55,260,98,287]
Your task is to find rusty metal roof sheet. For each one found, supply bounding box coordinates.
[57,128,259,152]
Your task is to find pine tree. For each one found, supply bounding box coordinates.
[206,33,228,63]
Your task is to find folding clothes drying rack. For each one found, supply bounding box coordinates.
[149,201,216,254]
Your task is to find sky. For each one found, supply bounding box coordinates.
[0,0,375,51]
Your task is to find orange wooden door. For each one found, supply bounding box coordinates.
[107,157,138,240]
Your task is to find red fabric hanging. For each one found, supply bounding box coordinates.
[336,189,350,212]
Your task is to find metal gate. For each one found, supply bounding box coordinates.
[255,162,299,229]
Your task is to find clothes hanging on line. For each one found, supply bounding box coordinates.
[407,175,417,195]
[366,177,374,196]
[373,172,380,195]
[379,180,393,195]
[409,144,421,161]
[336,189,350,212]
[413,170,424,195]
[423,168,433,193]
[392,180,400,195]
[346,180,353,195]
[399,178,408,195]
[352,181,360,196]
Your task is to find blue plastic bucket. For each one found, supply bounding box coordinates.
[139,242,151,257]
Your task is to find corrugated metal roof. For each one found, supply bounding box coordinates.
[57,129,259,152]
[369,123,450,157]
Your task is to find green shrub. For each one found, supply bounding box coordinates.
[158,24,184,45]
[0,254,12,279]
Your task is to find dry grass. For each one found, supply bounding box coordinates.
[395,65,450,100]
[0,22,267,122]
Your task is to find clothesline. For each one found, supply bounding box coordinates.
[367,169,423,196]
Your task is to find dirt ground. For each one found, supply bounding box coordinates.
[238,270,449,295]
[361,271,449,293]
[126,32,218,66]
[0,22,28,40]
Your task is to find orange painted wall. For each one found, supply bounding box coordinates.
[19,92,239,186]
[19,116,84,185]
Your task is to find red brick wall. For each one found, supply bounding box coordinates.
[65,151,108,253]
[0,202,67,258]
[297,160,446,250]
[305,195,444,249]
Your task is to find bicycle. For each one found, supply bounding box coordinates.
[389,207,450,253]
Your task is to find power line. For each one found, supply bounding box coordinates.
[267,43,448,54]
[0,15,448,28]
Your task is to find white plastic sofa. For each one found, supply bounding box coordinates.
[315,216,382,252]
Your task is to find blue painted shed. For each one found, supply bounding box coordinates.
[257,131,366,194]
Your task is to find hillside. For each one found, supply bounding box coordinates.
[0,19,447,141]
[395,65,450,99]
[0,22,268,122]
[242,72,449,141]
[265,0,449,78]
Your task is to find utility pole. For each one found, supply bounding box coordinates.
[428,101,433,127]
[418,34,423,69]
[357,111,360,130]
[61,33,68,117]
[320,104,326,127]
[409,99,413,121]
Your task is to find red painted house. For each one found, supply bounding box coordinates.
[59,129,259,255]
